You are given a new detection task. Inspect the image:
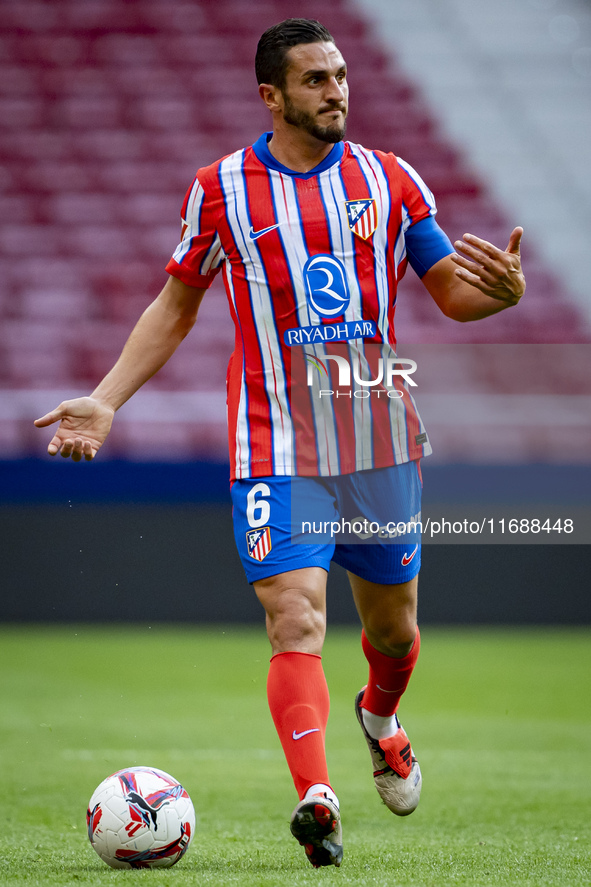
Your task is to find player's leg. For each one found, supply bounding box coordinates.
[351,569,419,682]
[349,572,422,815]
[350,571,419,725]
[330,461,423,814]
[254,565,327,655]
[255,568,342,867]
[254,567,343,868]
[231,478,342,867]
[255,566,333,801]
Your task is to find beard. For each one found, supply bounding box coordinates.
[282,93,347,143]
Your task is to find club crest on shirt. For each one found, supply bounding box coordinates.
[345,198,378,240]
[246,526,272,561]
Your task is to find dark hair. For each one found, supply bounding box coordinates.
[255,18,335,88]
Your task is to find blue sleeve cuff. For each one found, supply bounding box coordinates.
[405,215,454,278]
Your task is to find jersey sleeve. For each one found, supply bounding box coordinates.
[405,216,454,278]
[397,156,438,228]
[396,157,453,278]
[165,175,225,288]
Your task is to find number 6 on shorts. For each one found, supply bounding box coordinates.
[246,482,271,528]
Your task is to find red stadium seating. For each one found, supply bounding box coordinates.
[0,0,588,462]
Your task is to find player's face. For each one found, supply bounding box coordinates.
[280,42,348,143]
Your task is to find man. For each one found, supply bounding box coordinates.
[35,19,525,869]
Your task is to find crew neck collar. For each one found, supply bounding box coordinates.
[252,132,344,179]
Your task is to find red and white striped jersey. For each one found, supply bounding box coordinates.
[166,133,448,480]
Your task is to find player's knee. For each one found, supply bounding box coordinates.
[259,586,326,653]
[273,589,324,641]
[366,615,417,657]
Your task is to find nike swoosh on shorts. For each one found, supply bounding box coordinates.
[401,544,418,566]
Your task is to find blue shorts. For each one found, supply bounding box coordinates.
[231,462,422,585]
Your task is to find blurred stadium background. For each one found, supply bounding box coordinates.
[1,0,590,623]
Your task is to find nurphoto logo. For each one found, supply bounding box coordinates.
[305,353,418,398]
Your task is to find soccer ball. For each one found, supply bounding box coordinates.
[86,766,195,869]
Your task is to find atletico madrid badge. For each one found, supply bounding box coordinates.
[246,526,272,561]
[345,198,378,240]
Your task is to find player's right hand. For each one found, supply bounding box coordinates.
[33,397,115,461]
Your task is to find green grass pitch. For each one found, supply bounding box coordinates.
[0,625,589,886]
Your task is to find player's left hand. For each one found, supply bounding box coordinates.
[450,227,525,305]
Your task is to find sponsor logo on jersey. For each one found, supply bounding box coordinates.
[283,254,377,345]
[345,198,378,240]
[246,526,272,561]
[303,254,351,318]
[284,319,376,346]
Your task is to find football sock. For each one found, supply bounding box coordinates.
[362,710,401,742]
[305,783,340,809]
[267,651,333,801]
[360,627,421,737]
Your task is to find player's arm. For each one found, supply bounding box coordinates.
[34,275,206,461]
[421,227,526,322]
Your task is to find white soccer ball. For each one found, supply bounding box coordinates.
[86,766,195,869]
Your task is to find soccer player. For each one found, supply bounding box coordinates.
[35,19,525,868]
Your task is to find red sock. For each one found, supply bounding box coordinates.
[267,652,331,800]
[360,627,421,716]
